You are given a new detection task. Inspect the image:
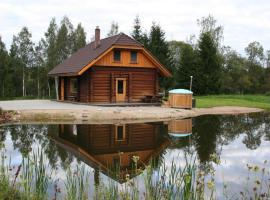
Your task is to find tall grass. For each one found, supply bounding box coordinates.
[65,165,90,200]
[1,145,270,200]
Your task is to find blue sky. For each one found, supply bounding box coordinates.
[1,0,270,55]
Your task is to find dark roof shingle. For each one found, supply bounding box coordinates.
[48,33,143,75]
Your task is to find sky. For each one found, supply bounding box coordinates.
[1,0,270,55]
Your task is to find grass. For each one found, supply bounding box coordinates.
[196,95,270,110]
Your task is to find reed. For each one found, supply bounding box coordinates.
[0,145,270,200]
[65,165,90,200]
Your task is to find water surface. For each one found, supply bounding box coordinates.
[1,112,270,199]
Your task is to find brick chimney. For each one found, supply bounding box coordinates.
[94,26,100,48]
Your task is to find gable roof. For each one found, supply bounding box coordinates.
[48,33,171,77]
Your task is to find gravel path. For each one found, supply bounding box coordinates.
[0,100,94,110]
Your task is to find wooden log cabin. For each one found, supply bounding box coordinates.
[48,27,172,103]
[49,123,170,183]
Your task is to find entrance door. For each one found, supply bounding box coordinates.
[115,78,126,102]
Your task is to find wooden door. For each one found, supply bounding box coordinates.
[115,78,126,102]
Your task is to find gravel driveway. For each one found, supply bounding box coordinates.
[0,100,94,110]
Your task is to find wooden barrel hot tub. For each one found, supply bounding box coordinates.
[168,118,192,138]
[168,89,193,109]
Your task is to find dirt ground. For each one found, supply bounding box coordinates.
[0,100,263,124]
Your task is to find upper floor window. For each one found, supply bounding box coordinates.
[113,50,121,62]
[70,78,78,93]
[130,51,137,63]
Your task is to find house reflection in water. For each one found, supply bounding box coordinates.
[49,122,171,183]
[168,118,192,138]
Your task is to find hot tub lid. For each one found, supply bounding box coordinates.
[168,89,193,94]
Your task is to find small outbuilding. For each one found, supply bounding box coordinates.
[168,89,193,109]
[48,27,172,104]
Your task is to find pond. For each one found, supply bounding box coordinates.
[0,112,270,199]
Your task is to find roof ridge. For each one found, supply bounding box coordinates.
[112,32,143,47]
[84,34,119,47]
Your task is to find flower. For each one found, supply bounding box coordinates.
[132,155,140,163]
[125,173,130,181]
[207,180,214,190]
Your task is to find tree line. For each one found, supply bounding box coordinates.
[0,15,269,99]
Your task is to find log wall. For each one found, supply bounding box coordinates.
[61,66,159,103]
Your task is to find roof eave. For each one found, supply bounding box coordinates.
[48,72,79,77]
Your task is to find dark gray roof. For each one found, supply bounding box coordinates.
[48,33,143,76]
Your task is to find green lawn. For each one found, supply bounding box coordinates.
[196,95,270,110]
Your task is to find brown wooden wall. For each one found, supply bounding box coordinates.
[89,66,158,103]
[79,73,89,102]
[60,66,159,103]
[58,123,160,154]
[95,49,156,68]
[54,123,169,174]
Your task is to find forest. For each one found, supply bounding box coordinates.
[0,15,269,99]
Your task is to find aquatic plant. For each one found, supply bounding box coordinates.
[1,146,270,200]
[65,165,90,200]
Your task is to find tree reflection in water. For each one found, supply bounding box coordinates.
[0,112,269,182]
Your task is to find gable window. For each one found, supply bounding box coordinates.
[113,50,121,62]
[130,51,137,63]
[70,78,78,93]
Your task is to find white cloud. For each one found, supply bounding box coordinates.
[0,0,270,54]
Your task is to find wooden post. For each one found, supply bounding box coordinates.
[61,78,65,101]
[54,76,59,100]
[110,73,114,102]
[128,73,132,102]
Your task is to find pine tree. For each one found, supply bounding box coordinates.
[45,18,58,71]
[131,16,142,41]
[197,31,222,94]
[170,41,199,92]
[131,16,149,47]
[73,23,86,52]
[148,23,174,90]
[56,16,74,63]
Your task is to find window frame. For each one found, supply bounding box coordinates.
[115,125,126,141]
[130,51,138,63]
[113,50,121,62]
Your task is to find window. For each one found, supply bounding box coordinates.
[115,125,126,141]
[70,78,78,93]
[113,50,121,62]
[117,80,124,94]
[130,51,137,63]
